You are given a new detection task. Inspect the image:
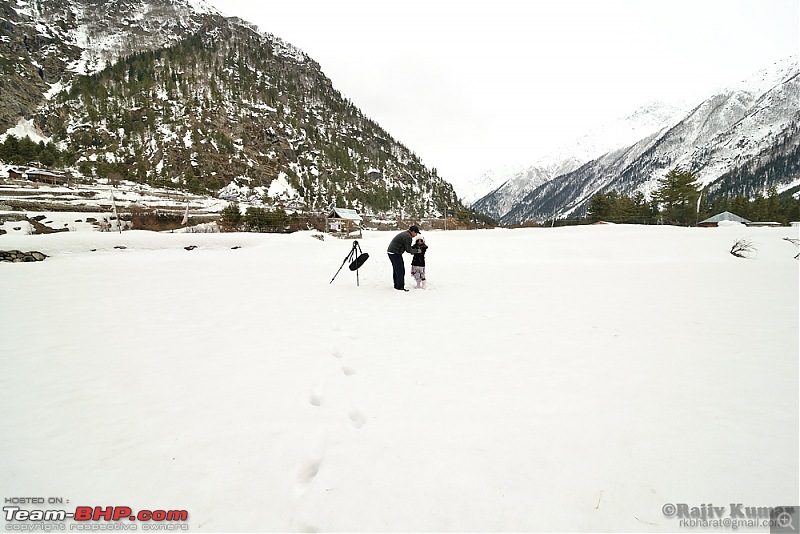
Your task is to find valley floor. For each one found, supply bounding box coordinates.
[1,224,798,532]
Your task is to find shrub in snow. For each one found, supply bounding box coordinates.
[730,238,756,258]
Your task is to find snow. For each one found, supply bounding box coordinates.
[718,56,799,101]
[1,224,798,532]
[464,100,687,210]
[183,0,221,16]
[473,56,799,223]
[43,81,65,100]
[267,172,299,199]
[456,163,527,205]
[0,211,100,234]
[0,177,230,218]
[1,118,51,144]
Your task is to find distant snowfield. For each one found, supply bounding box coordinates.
[1,225,798,532]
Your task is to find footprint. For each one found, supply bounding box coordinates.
[330,347,343,359]
[348,409,366,429]
[309,387,323,407]
[309,379,326,407]
[341,366,356,376]
[297,459,321,485]
[295,429,327,488]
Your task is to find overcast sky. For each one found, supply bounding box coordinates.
[205,0,798,187]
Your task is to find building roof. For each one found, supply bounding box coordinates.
[328,208,362,222]
[25,168,64,178]
[699,211,751,224]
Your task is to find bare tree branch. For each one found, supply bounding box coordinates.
[730,238,756,258]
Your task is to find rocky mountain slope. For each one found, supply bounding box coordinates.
[0,0,462,218]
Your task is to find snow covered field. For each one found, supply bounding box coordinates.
[1,224,798,532]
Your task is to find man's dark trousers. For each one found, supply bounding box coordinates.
[388,253,405,290]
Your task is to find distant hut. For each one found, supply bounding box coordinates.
[326,207,362,238]
[699,211,751,227]
[8,168,25,180]
[27,169,64,185]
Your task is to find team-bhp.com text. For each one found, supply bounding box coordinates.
[4,506,189,531]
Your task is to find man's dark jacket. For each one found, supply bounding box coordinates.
[387,231,415,255]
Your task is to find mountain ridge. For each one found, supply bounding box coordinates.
[472,55,799,224]
[469,100,688,218]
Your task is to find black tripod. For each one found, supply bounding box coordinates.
[330,240,369,286]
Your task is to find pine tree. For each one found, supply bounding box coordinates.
[652,167,701,225]
[220,204,243,230]
[587,192,611,222]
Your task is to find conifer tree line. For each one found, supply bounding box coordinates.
[0,134,77,168]
[219,204,296,232]
[588,167,800,225]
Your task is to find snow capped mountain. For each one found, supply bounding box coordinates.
[668,57,799,188]
[718,56,798,101]
[470,100,688,220]
[455,163,525,205]
[545,100,691,167]
[475,56,800,224]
